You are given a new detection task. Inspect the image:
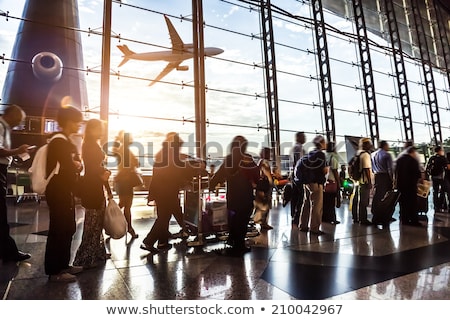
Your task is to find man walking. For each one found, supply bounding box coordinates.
[299,135,328,235]
[396,146,422,226]
[371,140,394,224]
[426,146,448,212]
[351,137,373,225]
[289,132,306,226]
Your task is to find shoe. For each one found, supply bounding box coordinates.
[360,220,372,226]
[157,243,173,251]
[299,227,309,232]
[171,230,189,239]
[310,230,326,235]
[261,224,273,230]
[2,251,31,262]
[49,272,77,283]
[62,266,83,275]
[224,246,251,256]
[140,243,160,254]
[331,220,341,225]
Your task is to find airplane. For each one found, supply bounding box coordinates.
[117,15,224,86]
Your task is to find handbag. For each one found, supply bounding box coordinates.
[104,199,127,239]
[324,180,337,193]
[417,179,431,198]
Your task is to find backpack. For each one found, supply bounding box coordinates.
[426,156,442,177]
[348,151,366,181]
[29,134,67,194]
[294,154,314,185]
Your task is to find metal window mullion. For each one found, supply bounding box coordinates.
[260,0,280,167]
[311,0,336,143]
[351,0,380,144]
[383,0,414,142]
[410,0,442,144]
[433,0,450,89]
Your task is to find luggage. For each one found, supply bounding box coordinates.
[371,189,400,225]
[417,194,429,214]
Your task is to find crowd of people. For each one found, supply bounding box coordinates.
[1,105,448,282]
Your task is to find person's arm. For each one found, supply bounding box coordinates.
[0,126,30,157]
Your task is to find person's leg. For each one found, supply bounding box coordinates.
[45,184,76,275]
[432,177,440,211]
[352,185,360,222]
[0,164,19,259]
[309,183,323,233]
[299,186,311,231]
[121,194,137,238]
[290,183,300,225]
[359,184,371,223]
[231,205,253,250]
[437,179,446,211]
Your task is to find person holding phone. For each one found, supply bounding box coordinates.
[0,104,32,262]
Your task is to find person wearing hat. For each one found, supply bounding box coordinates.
[395,146,422,226]
[351,137,373,225]
[141,132,205,254]
[45,106,84,282]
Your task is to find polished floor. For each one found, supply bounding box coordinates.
[1,192,450,300]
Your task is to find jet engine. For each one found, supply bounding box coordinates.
[176,65,189,71]
[31,51,63,82]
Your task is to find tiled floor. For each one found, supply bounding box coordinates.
[1,193,450,300]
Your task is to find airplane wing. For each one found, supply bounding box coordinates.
[149,61,180,86]
[164,15,184,54]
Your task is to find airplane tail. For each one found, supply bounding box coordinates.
[117,44,135,67]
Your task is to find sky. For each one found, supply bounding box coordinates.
[1,0,449,165]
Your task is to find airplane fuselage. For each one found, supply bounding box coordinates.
[127,47,223,63]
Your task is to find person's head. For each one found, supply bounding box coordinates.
[313,135,326,150]
[406,146,417,157]
[260,147,271,160]
[379,140,389,151]
[359,137,372,151]
[435,146,444,156]
[295,131,306,144]
[230,135,248,154]
[115,130,134,145]
[209,163,216,173]
[341,164,346,171]
[56,106,83,134]
[83,118,104,141]
[163,132,184,149]
[403,139,413,150]
[2,104,26,128]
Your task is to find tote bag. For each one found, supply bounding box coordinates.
[104,199,127,239]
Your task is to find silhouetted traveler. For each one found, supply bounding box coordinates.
[0,105,32,262]
[396,146,422,226]
[210,136,259,255]
[45,106,84,282]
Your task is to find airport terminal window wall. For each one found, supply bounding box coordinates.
[0,0,449,167]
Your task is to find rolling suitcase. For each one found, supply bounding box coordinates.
[371,189,400,225]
